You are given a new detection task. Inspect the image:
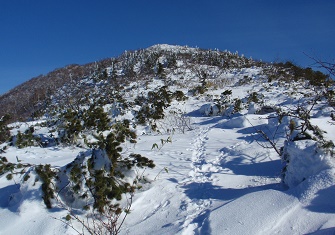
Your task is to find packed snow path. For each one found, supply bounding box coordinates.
[181,127,213,234]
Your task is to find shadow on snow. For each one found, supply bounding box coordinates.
[305,185,335,214]
[181,181,283,202]
[222,157,282,178]
[306,227,335,235]
[0,183,34,212]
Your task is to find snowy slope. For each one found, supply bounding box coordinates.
[1,46,335,235]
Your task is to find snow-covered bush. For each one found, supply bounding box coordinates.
[172,90,188,101]
[12,127,41,148]
[58,148,154,213]
[281,139,333,188]
[199,103,220,116]
[35,164,56,208]
[247,91,264,104]
[247,102,258,114]
[1,96,156,234]
[3,118,155,235]
[278,103,335,188]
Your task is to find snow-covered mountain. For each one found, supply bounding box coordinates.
[0,45,335,235]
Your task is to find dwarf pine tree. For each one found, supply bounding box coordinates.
[35,164,57,209]
[59,109,83,144]
[136,86,172,125]
[0,114,11,144]
[84,105,110,132]
[2,100,155,234]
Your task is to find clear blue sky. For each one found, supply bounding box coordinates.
[1,0,334,95]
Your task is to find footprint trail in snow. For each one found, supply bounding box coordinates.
[178,124,282,235]
[180,127,217,235]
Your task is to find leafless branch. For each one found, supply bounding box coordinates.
[244,116,282,156]
[304,53,335,77]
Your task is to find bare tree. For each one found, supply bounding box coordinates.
[305,53,335,78]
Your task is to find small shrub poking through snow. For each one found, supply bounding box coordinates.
[278,100,335,188]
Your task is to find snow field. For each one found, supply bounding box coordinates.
[1,63,335,234]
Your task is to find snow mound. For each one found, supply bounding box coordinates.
[282,140,333,188]
[293,168,335,205]
[199,104,220,116]
[247,102,258,114]
[218,116,248,129]
[209,189,298,235]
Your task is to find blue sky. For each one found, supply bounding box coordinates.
[1,0,334,95]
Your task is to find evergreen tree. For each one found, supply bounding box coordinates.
[0,114,11,144]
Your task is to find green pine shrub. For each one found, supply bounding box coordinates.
[35,164,57,209]
[173,90,188,101]
[13,127,41,148]
[0,114,11,144]
[135,86,173,125]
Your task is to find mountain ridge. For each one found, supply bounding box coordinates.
[1,44,327,123]
[0,44,254,121]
